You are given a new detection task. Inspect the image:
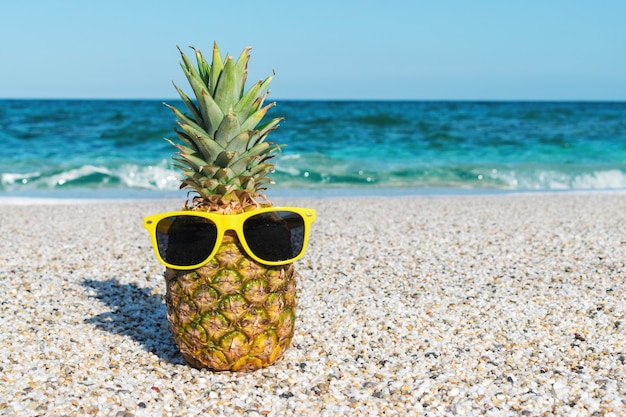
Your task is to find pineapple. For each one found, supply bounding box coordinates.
[162,42,296,372]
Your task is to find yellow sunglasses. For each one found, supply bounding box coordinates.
[144,207,316,270]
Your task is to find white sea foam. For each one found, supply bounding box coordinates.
[116,163,180,190]
[1,171,41,185]
[3,161,626,195]
[571,169,626,189]
[45,165,112,187]
[495,168,626,190]
[0,162,181,192]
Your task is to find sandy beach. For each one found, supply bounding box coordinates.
[1,192,625,416]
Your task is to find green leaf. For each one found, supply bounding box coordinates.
[176,153,207,172]
[241,102,275,132]
[226,176,242,187]
[180,179,205,195]
[180,64,223,134]
[192,46,210,87]
[228,154,256,175]
[239,141,270,159]
[215,151,237,168]
[200,166,220,177]
[168,84,202,124]
[253,117,283,145]
[247,162,274,177]
[199,89,225,137]
[171,130,204,153]
[248,89,270,114]
[209,41,224,95]
[165,103,206,139]
[177,46,225,135]
[202,178,220,190]
[179,64,211,131]
[165,137,198,155]
[234,46,251,96]
[214,112,241,147]
[214,56,239,114]
[216,183,237,195]
[215,168,235,182]
[176,120,224,161]
[180,170,204,183]
[232,75,273,124]
[226,131,254,153]
[177,45,202,85]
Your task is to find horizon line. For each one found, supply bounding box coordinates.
[2,97,626,103]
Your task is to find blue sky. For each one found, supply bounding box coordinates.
[1,1,625,100]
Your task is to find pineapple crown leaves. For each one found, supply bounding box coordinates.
[164,42,283,201]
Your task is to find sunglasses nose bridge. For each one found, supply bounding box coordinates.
[217,214,253,251]
[219,213,246,234]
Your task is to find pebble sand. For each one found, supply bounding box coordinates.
[1,193,625,416]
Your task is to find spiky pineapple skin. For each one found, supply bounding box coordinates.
[164,232,297,372]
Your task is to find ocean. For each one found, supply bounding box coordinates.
[1,99,625,199]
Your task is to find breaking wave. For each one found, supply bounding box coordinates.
[0,161,180,192]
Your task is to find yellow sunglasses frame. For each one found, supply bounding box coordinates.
[143,207,316,270]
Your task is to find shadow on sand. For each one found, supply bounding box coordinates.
[82,277,183,365]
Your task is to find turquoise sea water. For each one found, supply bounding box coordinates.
[1,99,625,199]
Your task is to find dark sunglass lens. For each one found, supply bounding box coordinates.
[156,216,218,267]
[243,211,305,262]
